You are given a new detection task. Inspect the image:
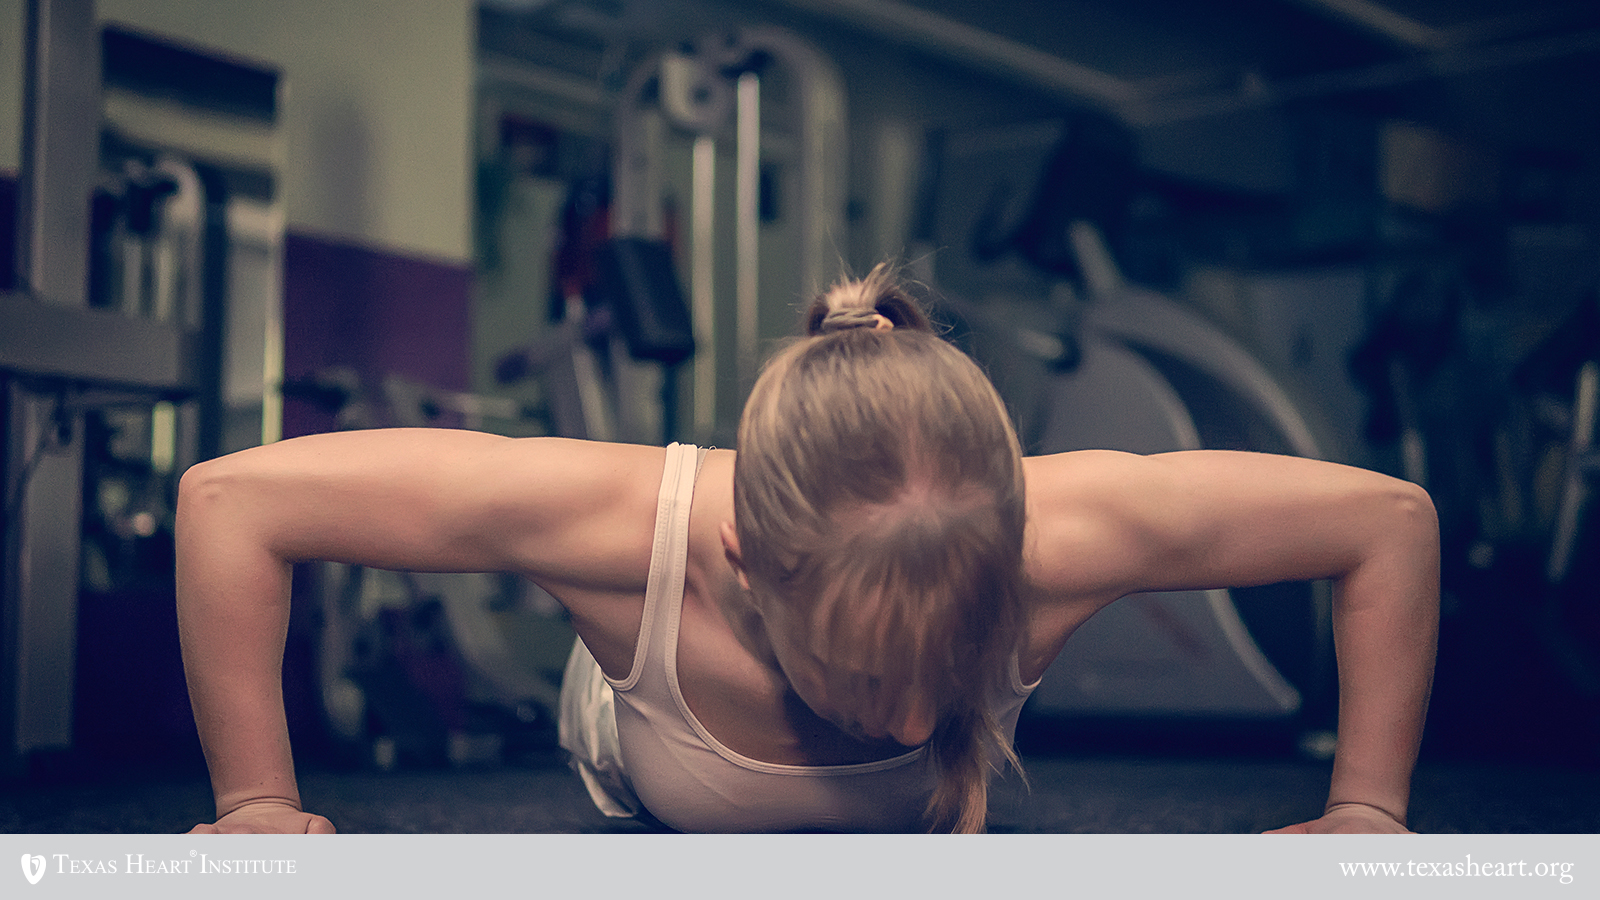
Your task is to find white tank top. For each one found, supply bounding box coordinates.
[568,442,1036,832]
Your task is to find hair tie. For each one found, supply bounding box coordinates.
[819,309,895,334]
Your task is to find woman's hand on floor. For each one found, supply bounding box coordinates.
[1264,802,1412,834]
[188,799,336,834]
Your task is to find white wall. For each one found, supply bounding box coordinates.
[1,0,24,174]
[3,0,476,263]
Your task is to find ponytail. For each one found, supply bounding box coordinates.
[738,260,1027,834]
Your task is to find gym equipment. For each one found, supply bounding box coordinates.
[3,12,280,767]
[1548,359,1597,586]
[494,25,845,447]
[297,370,575,768]
[913,119,1335,724]
[320,27,855,767]
[1529,296,1600,698]
[922,227,1328,721]
[593,238,696,368]
[1028,224,1330,720]
[611,27,846,443]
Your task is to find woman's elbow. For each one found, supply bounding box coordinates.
[178,456,233,518]
[1349,475,1440,589]
[176,452,262,538]
[1385,478,1440,550]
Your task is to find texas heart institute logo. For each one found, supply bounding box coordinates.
[20,854,45,885]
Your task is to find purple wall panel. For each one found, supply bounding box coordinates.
[1,183,472,439]
[282,232,474,438]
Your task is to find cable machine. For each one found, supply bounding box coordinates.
[2,2,284,772]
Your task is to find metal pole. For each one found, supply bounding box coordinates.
[691,135,717,442]
[735,72,760,396]
[4,0,98,769]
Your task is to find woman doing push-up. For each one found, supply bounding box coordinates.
[177,264,1439,834]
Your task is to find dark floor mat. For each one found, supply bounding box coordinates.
[5,754,1596,834]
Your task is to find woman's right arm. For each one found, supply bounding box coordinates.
[175,429,664,832]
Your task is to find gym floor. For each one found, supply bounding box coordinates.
[5,746,1599,834]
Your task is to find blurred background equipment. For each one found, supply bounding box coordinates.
[3,0,1598,788]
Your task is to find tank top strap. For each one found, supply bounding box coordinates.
[611,442,702,692]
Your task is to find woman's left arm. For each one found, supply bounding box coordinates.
[1023,449,1440,833]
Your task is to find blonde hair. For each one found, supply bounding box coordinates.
[734,263,1027,832]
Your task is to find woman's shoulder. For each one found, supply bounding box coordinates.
[1018,449,1165,599]
[1016,451,1159,680]
[1022,448,1144,488]
[1021,449,1153,530]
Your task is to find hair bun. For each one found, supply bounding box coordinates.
[818,308,893,334]
[805,263,933,337]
